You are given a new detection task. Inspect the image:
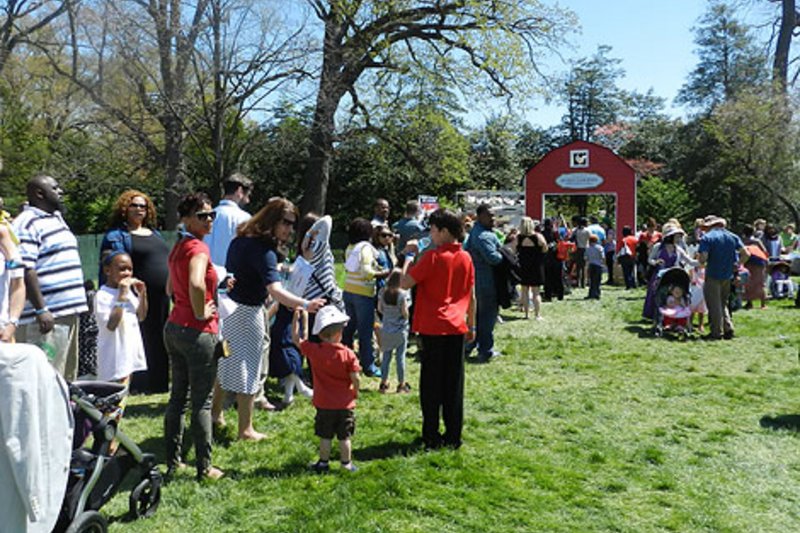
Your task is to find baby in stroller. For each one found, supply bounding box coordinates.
[653,267,693,339]
[660,285,692,332]
[770,262,796,299]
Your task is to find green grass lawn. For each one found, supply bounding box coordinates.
[104,284,800,532]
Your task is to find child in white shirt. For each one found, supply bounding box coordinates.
[95,251,148,384]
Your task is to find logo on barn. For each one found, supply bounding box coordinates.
[569,149,590,168]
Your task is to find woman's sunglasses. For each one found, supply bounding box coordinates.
[281,218,297,229]
[380,233,393,238]
[196,211,217,221]
[128,203,147,209]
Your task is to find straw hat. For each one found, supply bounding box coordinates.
[702,215,727,228]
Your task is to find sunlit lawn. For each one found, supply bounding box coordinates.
[105,282,800,532]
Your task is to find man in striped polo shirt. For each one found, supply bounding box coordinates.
[13,175,87,380]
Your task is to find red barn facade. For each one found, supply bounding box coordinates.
[524,140,636,244]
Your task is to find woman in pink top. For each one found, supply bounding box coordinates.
[163,192,224,481]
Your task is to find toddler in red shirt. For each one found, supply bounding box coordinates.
[293,305,361,472]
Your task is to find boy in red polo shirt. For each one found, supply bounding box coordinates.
[400,208,476,450]
[293,305,361,472]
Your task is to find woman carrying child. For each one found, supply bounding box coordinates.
[377,269,411,393]
[95,251,148,384]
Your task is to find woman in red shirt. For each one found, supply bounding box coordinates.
[163,193,224,481]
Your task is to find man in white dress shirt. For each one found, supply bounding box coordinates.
[204,173,253,269]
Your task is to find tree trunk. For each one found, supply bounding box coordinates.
[300,15,345,216]
[773,0,796,91]
[163,117,186,229]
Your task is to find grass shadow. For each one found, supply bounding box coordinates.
[352,436,425,461]
[625,324,653,338]
[760,414,800,432]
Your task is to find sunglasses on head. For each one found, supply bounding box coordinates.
[128,203,147,209]
[196,210,217,221]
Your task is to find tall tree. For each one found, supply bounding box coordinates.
[189,0,310,196]
[300,0,573,215]
[770,0,799,90]
[676,0,766,111]
[708,89,800,227]
[560,45,625,142]
[0,0,72,76]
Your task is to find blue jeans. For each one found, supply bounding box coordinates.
[343,291,377,372]
[467,288,497,358]
[380,331,408,383]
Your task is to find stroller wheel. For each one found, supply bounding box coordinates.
[65,511,108,533]
[129,475,162,519]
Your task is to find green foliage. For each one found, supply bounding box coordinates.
[0,86,51,206]
[468,115,524,190]
[637,175,698,227]
[676,0,767,111]
[245,108,312,208]
[706,90,800,227]
[328,104,470,228]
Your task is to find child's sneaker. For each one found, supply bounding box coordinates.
[396,382,411,394]
[309,460,329,473]
[341,461,358,472]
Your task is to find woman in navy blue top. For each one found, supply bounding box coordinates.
[212,198,324,441]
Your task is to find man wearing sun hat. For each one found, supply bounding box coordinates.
[697,215,749,340]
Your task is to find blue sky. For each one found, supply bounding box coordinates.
[483,0,774,128]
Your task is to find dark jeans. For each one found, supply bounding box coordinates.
[605,251,615,284]
[544,256,565,301]
[343,291,377,372]
[419,334,465,449]
[467,287,497,359]
[163,322,218,477]
[574,250,586,288]
[588,263,602,299]
[619,255,637,289]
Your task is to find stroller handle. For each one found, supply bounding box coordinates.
[70,381,128,412]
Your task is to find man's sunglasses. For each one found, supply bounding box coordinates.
[196,211,217,221]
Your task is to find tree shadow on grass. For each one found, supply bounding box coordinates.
[760,414,800,432]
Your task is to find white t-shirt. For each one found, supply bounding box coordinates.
[94,285,147,381]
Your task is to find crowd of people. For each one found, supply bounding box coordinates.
[1,173,799,484]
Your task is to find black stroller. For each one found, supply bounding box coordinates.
[652,267,693,340]
[54,381,162,533]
